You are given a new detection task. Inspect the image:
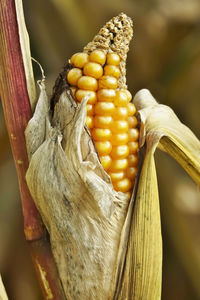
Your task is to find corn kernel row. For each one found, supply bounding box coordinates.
[67,50,139,195]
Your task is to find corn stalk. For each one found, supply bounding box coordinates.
[0,0,65,298]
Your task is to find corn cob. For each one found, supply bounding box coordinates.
[67,50,139,195]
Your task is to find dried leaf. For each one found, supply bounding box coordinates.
[119,88,200,299]
[134,89,200,185]
[26,79,131,299]
[0,275,8,300]
[15,0,36,110]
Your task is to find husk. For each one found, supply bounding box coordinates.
[26,85,200,299]
[134,89,200,186]
[15,0,36,110]
[25,79,133,299]
[117,89,200,299]
[117,143,162,300]
[0,275,8,300]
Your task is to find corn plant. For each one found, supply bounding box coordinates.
[0,1,200,299]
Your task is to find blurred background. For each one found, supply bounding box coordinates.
[0,0,200,299]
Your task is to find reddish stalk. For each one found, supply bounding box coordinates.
[0,0,65,298]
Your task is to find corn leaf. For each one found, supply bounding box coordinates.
[134,89,200,185]
[0,275,8,300]
[15,0,36,110]
[118,88,200,299]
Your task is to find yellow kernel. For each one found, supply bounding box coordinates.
[126,167,137,180]
[86,116,94,128]
[128,154,138,167]
[113,178,132,193]
[67,68,82,86]
[110,159,128,172]
[97,89,116,102]
[127,103,136,116]
[104,65,120,78]
[128,128,139,142]
[122,89,132,102]
[86,104,94,116]
[128,116,138,128]
[89,50,106,65]
[110,133,129,146]
[110,145,129,159]
[94,116,113,128]
[99,155,112,171]
[70,87,77,97]
[128,141,139,154]
[108,171,125,182]
[113,107,128,120]
[83,62,103,79]
[75,90,97,104]
[111,120,129,133]
[114,90,129,107]
[94,102,115,116]
[70,52,89,68]
[124,191,132,198]
[95,141,112,155]
[91,128,112,141]
[106,53,120,65]
[77,76,98,91]
[98,76,118,89]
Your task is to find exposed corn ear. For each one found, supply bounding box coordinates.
[25,14,141,300]
[23,14,200,300]
[65,13,139,196]
[67,49,139,195]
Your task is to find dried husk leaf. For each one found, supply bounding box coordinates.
[134,89,200,186]
[15,0,36,110]
[25,78,132,299]
[116,144,162,300]
[0,275,8,300]
[118,88,200,299]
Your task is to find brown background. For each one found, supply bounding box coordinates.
[0,0,200,299]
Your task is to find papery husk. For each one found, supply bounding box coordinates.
[25,78,132,299]
[25,82,165,300]
[0,275,8,300]
[134,89,200,186]
[15,0,36,110]
[117,89,200,299]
